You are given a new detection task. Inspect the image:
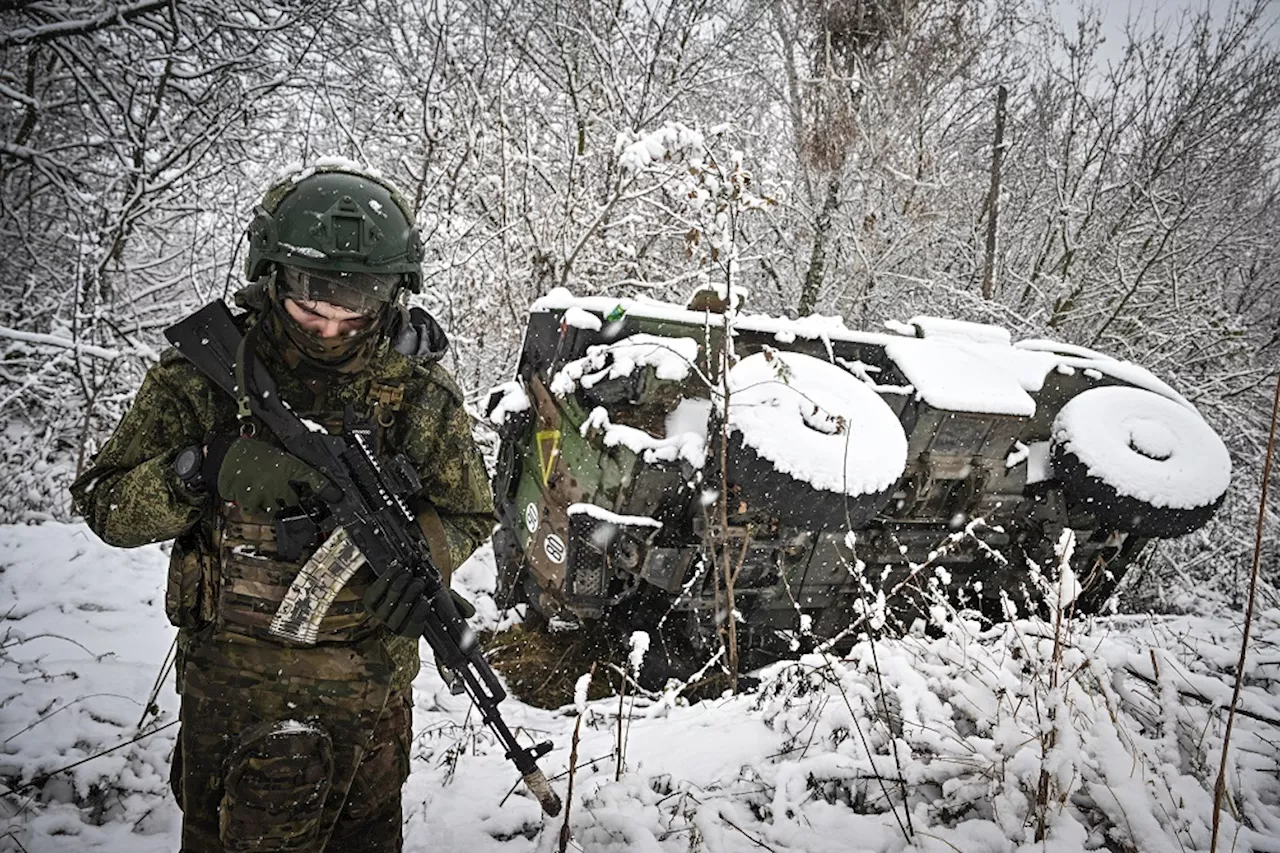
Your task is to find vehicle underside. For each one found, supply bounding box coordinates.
[486,291,1229,681]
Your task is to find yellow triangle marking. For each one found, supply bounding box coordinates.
[537,430,561,486]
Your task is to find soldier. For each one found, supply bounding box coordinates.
[70,164,494,852]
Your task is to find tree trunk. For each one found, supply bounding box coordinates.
[798,177,841,317]
[981,84,1008,300]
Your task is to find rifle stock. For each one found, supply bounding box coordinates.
[165,300,562,816]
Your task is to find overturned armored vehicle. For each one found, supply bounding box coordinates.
[486,288,1231,667]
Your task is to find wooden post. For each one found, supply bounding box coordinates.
[981,85,1008,300]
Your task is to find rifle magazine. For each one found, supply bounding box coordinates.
[270,527,366,646]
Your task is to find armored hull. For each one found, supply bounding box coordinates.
[487,290,1231,669]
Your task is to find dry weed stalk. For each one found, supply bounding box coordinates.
[559,664,595,853]
[615,667,626,781]
[1211,371,1279,851]
[556,713,582,853]
[716,305,741,692]
[838,527,915,840]
[1034,531,1074,841]
[814,661,913,841]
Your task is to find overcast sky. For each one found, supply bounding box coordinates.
[1055,0,1280,68]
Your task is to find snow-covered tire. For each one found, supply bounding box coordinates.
[1051,386,1230,539]
[724,351,908,529]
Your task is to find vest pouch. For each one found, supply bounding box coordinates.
[166,532,211,629]
[215,507,377,644]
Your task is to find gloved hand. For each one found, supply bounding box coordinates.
[363,568,476,637]
[212,436,332,517]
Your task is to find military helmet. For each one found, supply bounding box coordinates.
[244,164,424,294]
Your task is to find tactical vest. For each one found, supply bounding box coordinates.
[215,505,376,645]
[169,380,407,646]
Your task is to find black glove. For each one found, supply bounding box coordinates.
[211,436,332,517]
[363,569,476,637]
[364,569,431,637]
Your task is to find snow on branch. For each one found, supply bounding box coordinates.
[0,325,122,361]
[0,1,171,50]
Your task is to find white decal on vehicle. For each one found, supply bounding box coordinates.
[525,503,539,533]
[544,533,566,564]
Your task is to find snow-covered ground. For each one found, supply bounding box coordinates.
[3,522,1279,852]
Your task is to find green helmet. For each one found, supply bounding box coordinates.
[244,165,424,293]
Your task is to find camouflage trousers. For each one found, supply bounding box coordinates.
[171,633,412,853]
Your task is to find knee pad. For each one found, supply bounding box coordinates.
[219,719,334,852]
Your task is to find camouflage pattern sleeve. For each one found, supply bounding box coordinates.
[399,368,495,573]
[70,355,214,548]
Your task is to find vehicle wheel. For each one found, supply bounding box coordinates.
[723,350,908,529]
[1051,386,1230,538]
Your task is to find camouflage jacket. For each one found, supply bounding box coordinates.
[70,300,495,691]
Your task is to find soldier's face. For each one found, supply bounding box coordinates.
[283,298,374,339]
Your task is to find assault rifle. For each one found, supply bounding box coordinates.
[165,300,561,816]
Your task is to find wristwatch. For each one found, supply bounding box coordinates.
[172,444,208,494]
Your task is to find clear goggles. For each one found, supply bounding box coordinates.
[278,265,400,317]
